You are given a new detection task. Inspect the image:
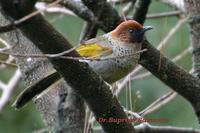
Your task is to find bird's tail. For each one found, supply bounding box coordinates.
[13,71,61,109]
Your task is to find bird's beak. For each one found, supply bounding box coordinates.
[142,26,153,33]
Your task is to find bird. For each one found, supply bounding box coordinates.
[13,20,152,109]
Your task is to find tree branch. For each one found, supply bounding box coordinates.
[184,0,200,122]
[82,0,122,32]
[81,0,200,125]
[135,123,200,133]
[139,40,200,122]
[61,0,95,22]
[0,0,135,132]
[159,0,185,11]
[1,0,199,131]
[0,69,21,111]
[133,0,151,24]
[82,0,200,124]
[146,11,182,19]
[139,91,177,116]
[79,22,98,43]
[93,123,200,133]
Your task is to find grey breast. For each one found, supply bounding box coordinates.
[88,41,141,83]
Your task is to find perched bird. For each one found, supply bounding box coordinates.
[13,20,152,109]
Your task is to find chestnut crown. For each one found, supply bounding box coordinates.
[111,20,152,43]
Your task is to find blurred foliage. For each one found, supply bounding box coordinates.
[0,1,199,133]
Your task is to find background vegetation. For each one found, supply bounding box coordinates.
[0,1,199,133]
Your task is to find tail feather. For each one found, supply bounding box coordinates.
[13,71,61,109]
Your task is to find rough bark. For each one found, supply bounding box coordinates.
[0,1,85,133]
[133,0,151,24]
[139,40,200,122]
[82,0,200,123]
[0,0,200,132]
[0,0,135,132]
[184,1,200,76]
[184,0,200,122]
[61,0,95,22]
[82,0,122,32]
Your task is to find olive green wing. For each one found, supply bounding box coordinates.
[76,35,113,58]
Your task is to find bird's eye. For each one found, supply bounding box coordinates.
[128,29,134,33]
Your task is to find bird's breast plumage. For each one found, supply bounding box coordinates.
[78,33,141,83]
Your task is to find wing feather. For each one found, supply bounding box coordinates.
[76,35,113,58]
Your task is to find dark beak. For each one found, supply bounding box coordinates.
[142,26,153,33]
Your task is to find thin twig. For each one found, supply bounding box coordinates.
[128,76,133,111]
[0,81,6,90]
[115,65,142,95]
[135,123,200,133]
[84,107,90,133]
[122,2,134,16]
[147,10,182,19]
[45,44,81,58]
[0,44,80,58]
[32,128,49,133]
[139,91,177,116]
[108,0,133,4]
[0,0,62,33]
[93,123,200,133]
[0,56,16,69]
[131,46,192,81]
[124,107,149,124]
[173,47,192,62]
[0,49,147,62]
[116,17,188,95]
[131,72,150,80]
[35,2,76,16]
[79,22,98,43]
[0,59,17,67]
[0,37,11,51]
[157,17,187,50]
[0,38,17,68]
[16,0,62,25]
[0,69,21,111]
[159,0,185,11]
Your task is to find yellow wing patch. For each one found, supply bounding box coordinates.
[76,43,112,58]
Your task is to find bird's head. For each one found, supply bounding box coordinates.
[111,20,152,43]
